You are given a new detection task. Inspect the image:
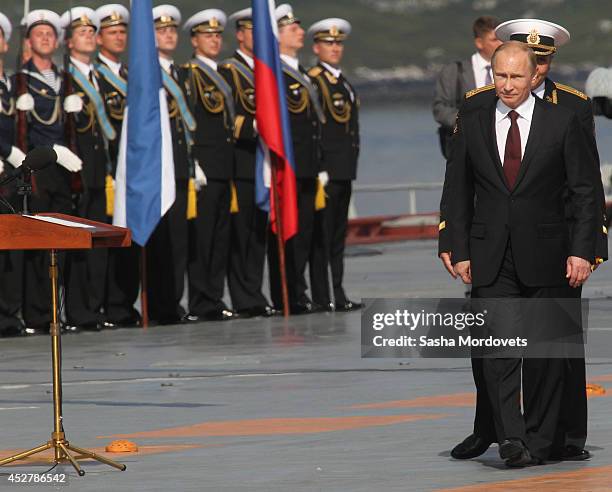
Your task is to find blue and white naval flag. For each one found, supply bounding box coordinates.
[113,0,174,246]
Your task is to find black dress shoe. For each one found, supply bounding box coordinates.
[290,301,314,315]
[241,305,279,318]
[500,439,536,467]
[1,324,26,337]
[557,445,591,461]
[451,433,494,459]
[61,324,81,334]
[203,309,239,321]
[312,302,335,313]
[182,313,201,323]
[335,300,362,312]
[24,324,50,336]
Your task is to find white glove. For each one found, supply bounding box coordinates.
[6,146,26,168]
[53,144,82,172]
[63,94,83,113]
[318,171,329,187]
[16,93,35,112]
[194,161,207,191]
[0,161,4,175]
[253,119,258,135]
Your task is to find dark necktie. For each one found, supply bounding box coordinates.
[503,110,521,189]
[169,63,178,81]
[484,65,492,85]
[119,65,127,80]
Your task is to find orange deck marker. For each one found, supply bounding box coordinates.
[105,440,139,453]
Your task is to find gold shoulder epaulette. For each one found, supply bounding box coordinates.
[554,83,588,100]
[180,63,190,69]
[222,63,231,70]
[465,84,495,99]
[308,66,323,78]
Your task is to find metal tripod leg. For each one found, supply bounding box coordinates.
[64,443,127,471]
[0,442,53,466]
[57,443,84,476]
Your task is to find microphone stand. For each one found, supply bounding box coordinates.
[17,167,33,215]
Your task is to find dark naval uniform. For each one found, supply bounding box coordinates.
[64,62,115,328]
[308,62,360,309]
[95,57,140,326]
[440,80,607,456]
[20,59,73,330]
[183,58,235,318]
[268,59,323,311]
[145,61,191,324]
[0,73,23,335]
[219,52,271,314]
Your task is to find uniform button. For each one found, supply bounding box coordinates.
[94,145,99,150]
[178,139,183,144]
[227,138,231,143]
[312,122,316,126]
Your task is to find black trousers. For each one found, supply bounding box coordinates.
[105,243,140,324]
[146,182,188,322]
[228,179,269,312]
[0,187,23,331]
[268,177,316,307]
[188,179,231,315]
[310,180,352,306]
[65,188,108,325]
[23,181,72,327]
[471,240,576,460]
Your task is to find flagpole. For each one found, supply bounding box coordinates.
[271,154,290,318]
[140,246,149,329]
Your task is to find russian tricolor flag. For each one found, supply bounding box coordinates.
[253,0,298,242]
[113,0,175,246]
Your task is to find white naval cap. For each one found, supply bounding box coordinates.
[495,19,570,56]
[228,8,252,29]
[0,12,12,41]
[23,9,62,36]
[60,7,99,35]
[152,4,181,28]
[95,4,130,29]
[307,18,351,41]
[585,67,612,98]
[184,9,226,35]
[275,4,300,28]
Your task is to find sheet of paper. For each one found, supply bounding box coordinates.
[23,215,95,229]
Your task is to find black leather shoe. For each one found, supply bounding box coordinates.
[242,305,279,318]
[1,324,26,337]
[61,324,81,334]
[24,324,50,336]
[559,445,591,461]
[182,313,201,323]
[203,309,239,321]
[451,434,494,459]
[500,439,537,467]
[290,301,314,315]
[335,300,362,312]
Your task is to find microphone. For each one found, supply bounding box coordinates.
[0,146,57,185]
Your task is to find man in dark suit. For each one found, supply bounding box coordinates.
[442,20,607,463]
[307,18,361,312]
[433,15,501,160]
[446,41,598,466]
[220,8,275,318]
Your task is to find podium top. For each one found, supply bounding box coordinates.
[0,213,131,250]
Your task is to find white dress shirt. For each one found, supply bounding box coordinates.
[280,54,299,70]
[495,93,535,163]
[533,81,546,100]
[158,56,173,74]
[71,56,98,90]
[321,61,341,79]
[196,54,218,71]
[237,50,254,69]
[98,53,123,77]
[472,51,493,89]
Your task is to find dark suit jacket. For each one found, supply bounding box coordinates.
[447,96,598,287]
[0,77,14,160]
[439,80,608,261]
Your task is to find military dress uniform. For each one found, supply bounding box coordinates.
[18,11,79,332]
[94,4,140,326]
[219,14,272,316]
[0,13,24,335]
[269,5,325,313]
[182,10,237,320]
[60,8,117,330]
[307,18,361,312]
[147,6,193,324]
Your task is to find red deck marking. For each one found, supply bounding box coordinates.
[349,393,476,409]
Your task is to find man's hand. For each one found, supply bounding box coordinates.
[453,260,472,284]
[439,252,456,278]
[566,256,591,288]
[63,94,83,113]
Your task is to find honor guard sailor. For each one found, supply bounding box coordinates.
[148,4,194,324]
[94,3,140,328]
[307,17,362,313]
[182,9,238,321]
[60,7,118,332]
[221,8,276,318]
[18,10,83,335]
[270,4,325,314]
[0,12,25,336]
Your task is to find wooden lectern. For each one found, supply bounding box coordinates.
[0,213,131,476]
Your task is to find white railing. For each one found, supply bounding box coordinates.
[351,181,444,217]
